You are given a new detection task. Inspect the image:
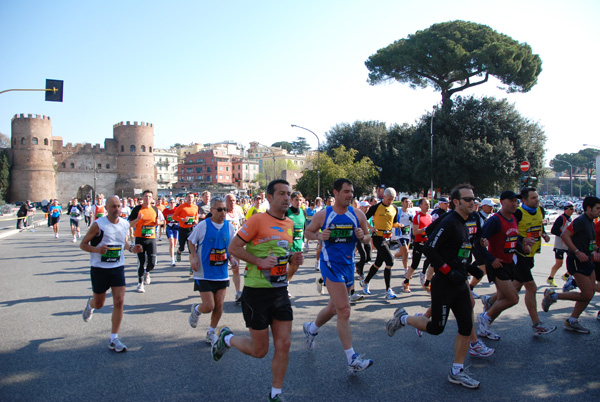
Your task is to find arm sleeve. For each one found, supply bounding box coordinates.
[550,216,564,236]
[422,221,452,270]
[128,206,140,221]
[365,203,378,220]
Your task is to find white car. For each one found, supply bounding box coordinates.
[543,210,560,225]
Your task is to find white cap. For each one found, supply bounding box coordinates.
[481,198,496,207]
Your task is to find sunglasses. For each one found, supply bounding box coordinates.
[214,207,229,212]
[459,197,475,202]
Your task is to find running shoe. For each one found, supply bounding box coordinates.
[315,277,324,295]
[234,291,242,304]
[481,295,492,313]
[386,307,408,337]
[562,275,577,292]
[171,259,176,267]
[349,292,364,303]
[72,237,77,243]
[268,393,284,402]
[348,353,373,373]
[563,319,590,334]
[471,290,480,299]
[212,326,233,361]
[363,284,371,295]
[419,271,425,285]
[532,321,557,336]
[143,272,151,285]
[108,337,127,353]
[136,283,145,293]
[448,368,480,389]
[414,312,424,337]
[403,283,411,293]
[303,322,317,351]
[55,233,59,238]
[205,331,218,345]
[477,312,501,340]
[546,278,557,287]
[359,276,366,288]
[189,303,200,328]
[469,339,494,357]
[82,298,93,322]
[176,251,182,262]
[422,284,431,293]
[542,289,556,312]
[385,289,398,300]
[314,261,319,271]
[561,273,569,282]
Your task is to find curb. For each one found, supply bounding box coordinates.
[0,219,47,240]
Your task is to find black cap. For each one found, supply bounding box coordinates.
[500,190,521,200]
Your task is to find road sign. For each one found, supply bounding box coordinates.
[520,161,530,172]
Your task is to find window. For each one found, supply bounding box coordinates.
[61,162,65,168]
[149,146,152,153]
[121,145,124,152]
[187,168,193,173]
[106,164,110,169]
[219,166,223,171]
[44,138,49,145]
[197,158,204,163]
[141,145,146,152]
[196,167,202,173]
[226,175,229,180]
[130,145,136,152]
[70,163,75,169]
[207,175,212,181]
[98,163,102,169]
[207,166,211,172]
[188,159,193,163]
[226,166,229,171]
[181,168,185,174]
[32,137,38,145]
[219,175,223,179]
[21,137,25,145]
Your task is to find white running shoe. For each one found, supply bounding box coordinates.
[205,331,218,345]
[315,278,324,295]
[143,272,151,285]
[72,237,77,243]
[137,283,145,293]
[234,291,242,304]
[82,298,93,322]
[419,272,425,285]
[448,368,479,389]
[469,339,494,357]
[348,353,373,373]
[414,312,424,337]
[189,303,200,328]
[385,289,398,300]
[350,292,364,303]
[108,337,127,353]
[303,322,317,351]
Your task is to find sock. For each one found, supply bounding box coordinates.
[547,276,554,280]
[567,316,578,324]
[208,326,216,334]
[365,265,379,283]
[350,289,355,295]
[451,363,464,375]
[110,333,118,342]
[400,314,408,326]
[224,334,234,347]
[404,278,409,284]
[424,279,430,287]
[194,305,201,315]
[344,348,356,364]
[271,388,282,399]
[384,268,391,290]
[309,322,319,334]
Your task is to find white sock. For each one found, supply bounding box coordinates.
[400,314,408,326]
[208,326,216,334]
[87,300,94,311]
[110,333,118,342]
[344,348,356,364]
[452,363,464,375]
[309,322,319,334]
[224,334,233,347]
[194,305,200,315]
[270,388,282,399]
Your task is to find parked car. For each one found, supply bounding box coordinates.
[543,210,561,225]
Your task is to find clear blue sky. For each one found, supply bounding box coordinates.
[1,0,598,164]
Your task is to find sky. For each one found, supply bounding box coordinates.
[1,0,599,165]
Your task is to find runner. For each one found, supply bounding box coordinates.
[49,199,62,238]
[197,191,211,221]
[286,191,306,288]
[67,197,84,242]
[468,198,496,296]
[225,193,245,303]
[386,184,480,389]
[245,195,265,220]
[80,195,142,352]
[212,179,303,402]
[173,193,199,263]
[303,178,374,373]
[128,190,164,293]
[362,187,399,299]
[162,198,179,266]
[547,202,575,286]
[187,196,238,345]
[393,197,414,291]
[542,196,600,334]
[403,198,432,293]
[90,194,106,223]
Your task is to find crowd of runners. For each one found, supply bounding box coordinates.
[69,179,600,400]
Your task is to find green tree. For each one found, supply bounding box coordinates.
[0,149,10,201]
[401,96,546,195]
[291,137,310,155]
[0,132,9,148]
[551,148,596,182]
[295,145,378,198]
[365,20,542,111]
[272,141,293,153]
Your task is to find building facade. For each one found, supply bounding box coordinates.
[154,148,178,194]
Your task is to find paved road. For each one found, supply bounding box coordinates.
[1,220,599,401]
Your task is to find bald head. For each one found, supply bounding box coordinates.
[105,195,122,221]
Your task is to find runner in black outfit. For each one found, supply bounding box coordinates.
[386,184,481,389]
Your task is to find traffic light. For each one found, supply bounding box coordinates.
[520,176,538,188]
[520,177,527,188]
[45,79,63,102]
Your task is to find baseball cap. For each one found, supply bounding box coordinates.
[359,201,370,207]
[480,198,496,207]
[438,197,449,203]
[500,190,521,200]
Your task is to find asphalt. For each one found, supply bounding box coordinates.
[1,219,599,401]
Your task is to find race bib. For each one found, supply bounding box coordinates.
[209,248,227,266]
[458,242,472,259]
[401,226,410,235]
[504,235,518,254]
[381,230,392,239]
[526,226,542,239]
[101,245,122,262]
[185,216,194,225]
[329,224,353,243]
[141,226,155,237]
[293,227,303,240]
[269,255,290,283]
[589,240,596,252]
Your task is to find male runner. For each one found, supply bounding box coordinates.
[468,198,496,295]
[542,196,600,334]
[303,178,374,373]
[128,190,164,293]
[173,193,199,263]
[286,191,306,286]
[394,197,414,290]
[90,193,106,223]
[403,198,432,292]
[362,187,399,299]
[197,191,211,221]
[68,197,84,242]
[49,199,62,238]
[386,184,480,389]
[245,195,265,220]
[188,196,238,344]
[81,195,142,352]
[162,198,179,266]
[212,180,303,402]
[225,193,245,302]
[547,201,575,286]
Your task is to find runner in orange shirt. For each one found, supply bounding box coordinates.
[173,193,199,263]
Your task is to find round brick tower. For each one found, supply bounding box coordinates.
[9,114,56,203]
[113,121,157,198]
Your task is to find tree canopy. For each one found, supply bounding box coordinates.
[550,148,597,182]
[294,146,378,198]
[365,20,542,110]
[272,141,293,152]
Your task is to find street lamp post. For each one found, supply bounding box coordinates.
[555,158,573,196]
[430,110,434,199]
[291,124,320,198]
